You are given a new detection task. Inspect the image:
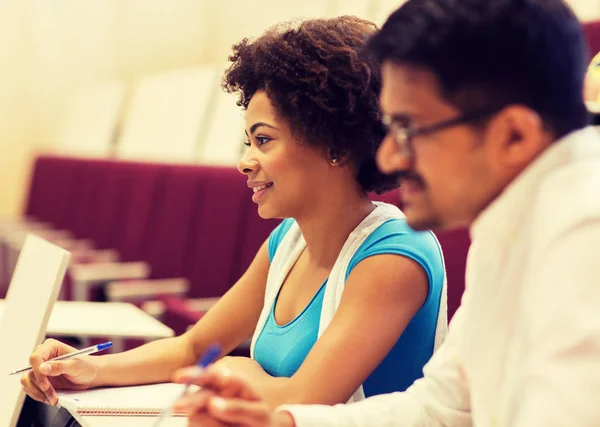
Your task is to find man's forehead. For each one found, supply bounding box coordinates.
[382,62,441,87]
[380,62,447,114]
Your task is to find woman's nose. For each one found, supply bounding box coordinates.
[238,150,260,175]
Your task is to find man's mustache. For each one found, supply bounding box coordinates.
[386,170,425,187]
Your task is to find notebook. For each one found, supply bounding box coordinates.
[58,383,188,417]
[0,234,70,427]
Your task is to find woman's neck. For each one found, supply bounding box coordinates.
[294,191,376,269]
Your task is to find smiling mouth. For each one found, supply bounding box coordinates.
[253,183,273,193]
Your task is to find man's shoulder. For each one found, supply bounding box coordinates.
[532,154,600,240]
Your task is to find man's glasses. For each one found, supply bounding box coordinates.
[381,109,498,156]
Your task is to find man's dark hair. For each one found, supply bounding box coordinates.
[223,16,398,194]
[367,0,590,137]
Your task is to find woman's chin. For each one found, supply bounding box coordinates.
[257,205,276,219]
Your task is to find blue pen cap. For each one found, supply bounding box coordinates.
[197,344,221,368]
[97,342,113,351]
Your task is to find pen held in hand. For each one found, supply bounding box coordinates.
[152,343,222,427]
[8,342,112,376]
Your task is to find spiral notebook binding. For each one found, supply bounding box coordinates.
[77,406,186,416]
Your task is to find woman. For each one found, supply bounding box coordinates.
[22,16,446,409]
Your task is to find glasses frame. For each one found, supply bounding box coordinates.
[382,109,498,156]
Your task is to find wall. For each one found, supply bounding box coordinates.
[0,0,598,216]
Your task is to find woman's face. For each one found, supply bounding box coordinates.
[238,91,336,219]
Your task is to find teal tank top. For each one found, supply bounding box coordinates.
[253,217,445,396]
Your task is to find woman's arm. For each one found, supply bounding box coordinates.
[89,239,272,387]
[208,253,429,408]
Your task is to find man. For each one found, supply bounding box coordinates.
[171,0,600,425]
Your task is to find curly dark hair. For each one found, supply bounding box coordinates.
[223,16,398,194]
[367,0,589,138]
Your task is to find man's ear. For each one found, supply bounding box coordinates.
[483,105,547,172]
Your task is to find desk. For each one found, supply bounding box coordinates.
[0,301,174,352]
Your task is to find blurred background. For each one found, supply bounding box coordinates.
[1,0,599,217]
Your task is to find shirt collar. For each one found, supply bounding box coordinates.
[470,126,600,242]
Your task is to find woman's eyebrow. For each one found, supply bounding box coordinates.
[248,122,279,135]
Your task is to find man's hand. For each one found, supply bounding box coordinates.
[172,365,296,427]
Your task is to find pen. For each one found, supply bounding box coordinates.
[9,342,112,376]
[152,343,221,427]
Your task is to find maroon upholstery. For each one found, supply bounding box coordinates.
[24,156,84,228]
[141,165,204,279]
[86,160,143,249]
[182,166,275,298]
[159,167,279,335]
[110,163,170,262]
[584,20,600,58]
[231,196,281,285]
[69,159,113,239]
[62,159,169,300]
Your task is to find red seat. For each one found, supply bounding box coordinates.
[62,160,170,300]
[24,156,85,229]
[584,20,600,58]
[110,162,171,262]
[69,158,114,239]
[158,166,279,335]
[230,193,281,289]
[141,164,207,280]
[182,166,278,298]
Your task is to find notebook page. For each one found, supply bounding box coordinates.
[58,383,187,416]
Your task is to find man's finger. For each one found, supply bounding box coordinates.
[175,366,263,401]
[187,413,225,427]
[172,366,203,383]
[206,396,272,426]
[172,389,214,413]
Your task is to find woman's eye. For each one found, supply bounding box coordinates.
[256,136,270,146]
[243,136,271,147]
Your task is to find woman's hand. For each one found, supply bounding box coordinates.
[21,338,98,405]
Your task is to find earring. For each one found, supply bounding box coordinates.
[330,158,338,166]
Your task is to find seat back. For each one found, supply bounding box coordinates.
[117,67,219,162]
[24,156,82,228]
[53,80,124,157]
[232,195,281,284]
[112,163,171,261]
[69,159,113,239]
[184,166,256,297]
[140,165,204,279]
[197,87,246,166]
[584,20,600,59]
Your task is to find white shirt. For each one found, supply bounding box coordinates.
[283,127,600,427]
